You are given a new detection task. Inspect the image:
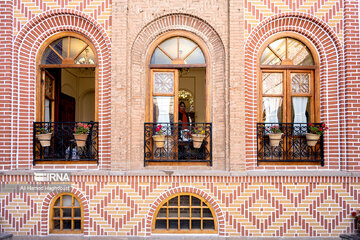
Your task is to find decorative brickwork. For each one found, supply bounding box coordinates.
[245,12,344,171]
[0,175,359,237]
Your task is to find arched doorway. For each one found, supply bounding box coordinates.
[144,31,212,166]
[34,32,98,164]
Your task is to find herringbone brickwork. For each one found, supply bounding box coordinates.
[0,175,359,237]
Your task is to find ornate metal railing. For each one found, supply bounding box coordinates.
[144,122,212,165]
[33,122,98,164]
[257,123,324,165]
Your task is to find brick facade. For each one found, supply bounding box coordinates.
[1,0,360,238]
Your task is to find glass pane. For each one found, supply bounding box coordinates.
[153,96,174,123]
[54,208,60,217]
[269,38,286,61]
[287,38,314,65]
[74,208,81,217]
[63,208,71,217]
[184,47,205,64]
[191,197,201,206]
[180,208,189,217]
[180,220,190,229]
[74,198,80,207]
[53,220,60,229]
[168,196,178,206]
[75,46,95,64]
[191,208,201,218]
[44,99,51,122]
[262,72,283,94]
[159,37,178,59]
[169,220,178,229]
[41,48,62,64]
[50,37,68,59]
[287,38,304,61]
[179,38,196,59]
[74,220,81,229]
[203,208,213,218]
[262,97,283,123]
[203,220,215,229]
[153,72,174,94]
[150,48,172,64]
[261,47,281,65]
[62,195,72,207]
[291,73,310,93]
[168,208,178,218]
[157,208,167,218]
[294,48,314,65]
[63,220,71,229]
[191,220,201,229]
[155,220,167,229]
[54,198,60,206]
[70,37,87,59]
[180,195,190,206]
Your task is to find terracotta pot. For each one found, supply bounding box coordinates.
[152,135,165,148]
[268,133,283,147]
[306,133,321,147]
[36,133,52,147]
[192,134,205,148]
[74,134,88,147]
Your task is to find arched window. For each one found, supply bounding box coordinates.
[259,35,319,124]
[152,193,217,233]
[49,193,83,234]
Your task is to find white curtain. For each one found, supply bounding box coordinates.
[263,97,282,123]
[157,97,171,123]
[292,97,308,134]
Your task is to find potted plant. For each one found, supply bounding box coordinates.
[351,210,360,234]
[73,123,91,147]
[267,125,283,147]
[152,125,165,148]
[306,123,327,147]
[36,127,52,147]
[191,126,206,148]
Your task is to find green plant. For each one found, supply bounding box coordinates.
[74,123,91,134]
[37,127,49,134]
[267,125,281,134]
[192,125,205,135]
[155,125,163,135]
[308,123,328,135]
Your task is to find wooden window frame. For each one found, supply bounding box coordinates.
[152,193,218,234]
[257,32,320,124]
[49,193,84,234]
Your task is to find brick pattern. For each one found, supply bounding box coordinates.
[0,175,359,237]
[244,0,343,42]
[244,12,344,171]
[11,9,112,170]
[13,0,111,37]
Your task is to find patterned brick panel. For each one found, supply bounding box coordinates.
[245,0,343,42]
[0,175,359,237]
[13,0,111,37]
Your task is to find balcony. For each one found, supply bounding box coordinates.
[257,123,324,165]
[144,122,212,166]
[33,122,98,164]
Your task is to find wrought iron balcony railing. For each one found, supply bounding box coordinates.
[257,123,324,165]
[144,122,212,165]
[33,122,98,164]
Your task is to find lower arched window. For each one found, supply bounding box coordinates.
[49,193,83,234]
[152,193,217,233]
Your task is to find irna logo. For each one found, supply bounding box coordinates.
[34,173,71,182]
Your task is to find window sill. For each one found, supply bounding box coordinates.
[35,160,98,165]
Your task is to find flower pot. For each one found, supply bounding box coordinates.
[192,134,205,148]
[73,134,88,147]
[268,133,283,147]
[36,133,52,147]
[152,135,165,148]
[306,133,320,147]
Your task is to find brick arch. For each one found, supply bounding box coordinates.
[40,187,90,235]
[11,10,111,170]
[129,14,226,168]
[145,187,226,236]
[245,13,344,170]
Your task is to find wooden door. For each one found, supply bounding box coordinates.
[40,70,56,122]
[59,93,76,122]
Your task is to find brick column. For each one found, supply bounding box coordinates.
[0,0,13,170]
